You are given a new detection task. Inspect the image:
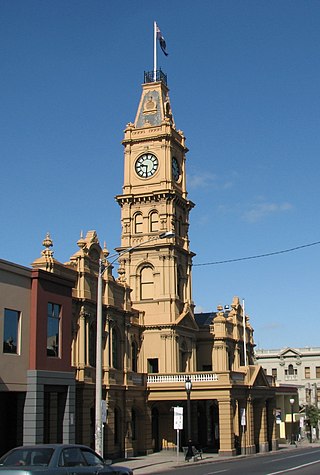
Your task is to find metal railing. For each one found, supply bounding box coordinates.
[144,69,167,85]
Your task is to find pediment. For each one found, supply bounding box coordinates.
[246,365,271,388]
[175,305,199,331]
[279,347,301,357]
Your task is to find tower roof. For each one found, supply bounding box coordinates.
[133,70,175,129]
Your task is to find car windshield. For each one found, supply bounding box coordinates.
[0,448,54,467]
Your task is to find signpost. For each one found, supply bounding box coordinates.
[174,407,183,461]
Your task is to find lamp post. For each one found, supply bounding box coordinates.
[95,230,175,456]
[185,376,192,443]
[289,398,295,445]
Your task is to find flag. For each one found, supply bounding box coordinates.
[156,23,168,56]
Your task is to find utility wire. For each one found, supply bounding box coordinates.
[193,240,320,267]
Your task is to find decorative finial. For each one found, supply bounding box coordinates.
[103,241,109,259]
[77,230,86,249]
[41,232,54,258]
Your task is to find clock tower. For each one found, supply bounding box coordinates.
[116,71,197,373]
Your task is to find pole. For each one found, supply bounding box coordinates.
[291,403,294,444]
[176,429,179,462]
[95,259,103,456]
[153,21,157,81]
[243,299,247,366]
[187,390,191,442]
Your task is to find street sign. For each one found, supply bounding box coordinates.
[174,406,183,430]
[240,408,246,426]
[101,400,107,424]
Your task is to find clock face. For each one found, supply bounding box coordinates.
[135,153,159,178]
[172,157,180,182]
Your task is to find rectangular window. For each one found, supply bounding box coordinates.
[272,368,277,379]
[47,303,61,357]
[3,308,20,354]
[147,358,159,373]
[305,367,311,379]
[316,367,320,379]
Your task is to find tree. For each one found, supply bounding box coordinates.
[306,405,320,440]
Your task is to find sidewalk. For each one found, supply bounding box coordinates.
[114,449,220,474]
[113,441,320,475]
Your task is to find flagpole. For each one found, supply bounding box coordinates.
[153,21,157,81]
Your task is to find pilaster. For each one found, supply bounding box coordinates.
[218,397,236,456]
[240,396,256,454]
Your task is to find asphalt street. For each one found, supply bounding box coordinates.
[113,443,320,475]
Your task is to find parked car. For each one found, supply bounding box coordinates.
[0,444,133,475]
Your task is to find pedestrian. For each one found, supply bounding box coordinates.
[185,439,193,461]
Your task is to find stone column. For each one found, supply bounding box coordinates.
[76,307,86,381]
[241,396,256,454]
[258,400,269,453]
[218,396,236,456]
[267,397,278,451]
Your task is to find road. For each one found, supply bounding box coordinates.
[154,447,320,475]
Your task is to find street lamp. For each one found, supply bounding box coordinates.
[184,376,193,462]
[95,230,175,456]
[289,398,295,445]
[185,376,192,443]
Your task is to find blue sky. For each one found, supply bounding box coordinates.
[1,0,320,349]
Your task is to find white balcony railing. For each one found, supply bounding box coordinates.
[147,373,218,384]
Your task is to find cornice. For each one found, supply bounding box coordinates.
[122,123,187,152]
[115,190,195,210]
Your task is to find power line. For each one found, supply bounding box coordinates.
[193,240,320,267]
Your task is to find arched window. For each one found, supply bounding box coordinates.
[112,327,120,369]
[150,211,159,232]
[140,266,154,300]
[134,213,143,234]
[285,363,297,376]
[131,341,138,372]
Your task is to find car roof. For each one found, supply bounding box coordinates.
[10,444,95,450]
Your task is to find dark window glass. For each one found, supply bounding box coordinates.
[3,308,19,354]
[132,409,137,440]
[147,358,159,373]
[81,449,103,466]
[47,303,61,357]
[112,328,119,369]
[60,448,86,467]
[131,341,138,372]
